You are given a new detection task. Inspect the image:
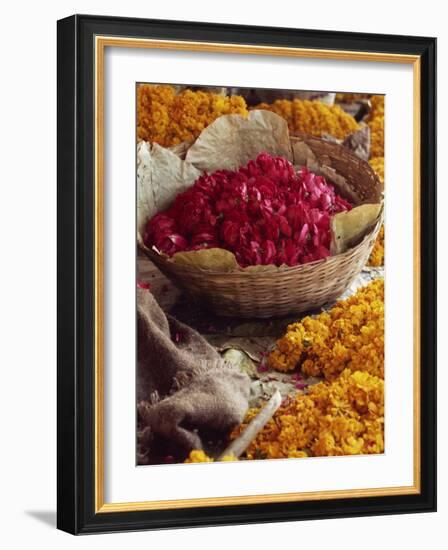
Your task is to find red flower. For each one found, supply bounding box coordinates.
[137,279,151,290]
[143,153,352,267]
[156,233,188,255]
[263,240,277,264]
[221,220,241,247]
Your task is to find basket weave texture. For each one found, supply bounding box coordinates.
[141,136,383,318]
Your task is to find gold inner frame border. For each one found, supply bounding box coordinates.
[94,36,421,513]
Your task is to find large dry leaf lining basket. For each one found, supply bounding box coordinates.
[141,135,383,318]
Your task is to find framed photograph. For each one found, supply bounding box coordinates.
[57,14,436,534]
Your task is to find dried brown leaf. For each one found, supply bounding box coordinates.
[172,248,239,271]
[185,110,293,172]
[330,203,383,254]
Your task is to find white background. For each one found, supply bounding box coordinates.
[105,48,414,502]
[0,0,444,548]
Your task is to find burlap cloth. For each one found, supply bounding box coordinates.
[137,288,250,463]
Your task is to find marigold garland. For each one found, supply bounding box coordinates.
[367,95,385,158]
[185,281,384,463]
[231,369,384,459]
[369,156,384,184]
[335,92,371,102]
[137,84,248,147]
[268,279,384,380]
[253,99,359,140]
[335,94,384,158]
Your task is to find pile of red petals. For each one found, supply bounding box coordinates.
[144,153,352,268]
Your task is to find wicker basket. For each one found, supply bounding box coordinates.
[140,136,383,318]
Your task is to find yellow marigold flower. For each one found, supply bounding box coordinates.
[137,85,248,147]
[367,96,385,158]
[335,93,371,102]
[268,279,384,380]
[184,449,214,463]
[369,156,384,184]
[231,369,384,460]
[253,99,359,140]
[184,450,238,463]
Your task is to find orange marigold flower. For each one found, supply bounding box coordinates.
[335,93,371,102]
[137,85,248,147]
[367,96,385,158]
[184,450,238,463]
[184,449,214,463]
[231,369,384,459]
[268,279,384,380]
[253,99,359,140]
[369,156,384,184]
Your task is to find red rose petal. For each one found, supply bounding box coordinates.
[137,280,151,290]
[144,153,352,268]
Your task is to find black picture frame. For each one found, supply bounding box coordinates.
[57,14,436,534]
